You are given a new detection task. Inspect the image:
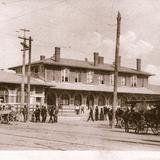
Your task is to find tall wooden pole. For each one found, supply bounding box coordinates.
[18,29,30,109]
[27,36,32,120]
[112,12,121,128]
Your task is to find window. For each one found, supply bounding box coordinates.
[98,75,104,84]
[34,66,39,73]
[0,87,8,103]
[131,75,137,87]
[53,70,55,81]
[142,78,145,87]
[36,86,43,94]
[87,71,94,83]
[109,74,114,86]
[61,68,70,82]
[121,77,126,86]
[75,72,81,83]
[36,97,41,103]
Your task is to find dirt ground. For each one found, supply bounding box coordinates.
[0,115,160,151]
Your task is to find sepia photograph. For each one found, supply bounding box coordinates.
[0,0,160,159]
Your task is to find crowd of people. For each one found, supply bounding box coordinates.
[87,105,113,124]
[21,105,59,123]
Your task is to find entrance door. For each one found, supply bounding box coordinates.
[47,93,56,106]
[86,95,94,109]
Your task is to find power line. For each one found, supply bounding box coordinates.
[66,1,116,29]
[0,0,67,24]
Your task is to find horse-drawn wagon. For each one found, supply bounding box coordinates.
[0,104,18,124]
[116,100,160,135]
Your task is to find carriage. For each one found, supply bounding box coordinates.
[0,104,18,124]
[117,100,160,135]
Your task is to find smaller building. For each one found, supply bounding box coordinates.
[0,70,47,106]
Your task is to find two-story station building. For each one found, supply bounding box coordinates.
[8,47,160,111]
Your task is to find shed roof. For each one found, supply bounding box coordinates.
[0,70,46,86]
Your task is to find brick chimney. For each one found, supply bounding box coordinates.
[40,55,45,60]
[98,56,104,64]
[136,59,141,71]
[55,47,60,62]
[93,52,99,66]
[85,58,88,62]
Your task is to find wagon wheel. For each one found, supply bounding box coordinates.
[0,115,2,123]
[136,120,148,134]
[120,119,125,128]
[151,123,160,135]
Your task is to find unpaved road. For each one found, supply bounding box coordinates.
[0,118,160,150]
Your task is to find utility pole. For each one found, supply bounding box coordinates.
[18,29,30,111]
[112,12,121,128]
[27,36,33,120]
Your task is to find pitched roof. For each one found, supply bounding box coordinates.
[48,81,159,95]
[9,57,153,76]
[0,70,46,86]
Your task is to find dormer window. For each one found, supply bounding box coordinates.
[131,75,137,87]
[61,68,70,82]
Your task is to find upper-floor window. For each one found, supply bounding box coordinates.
[53,70,55,81]
[98,74,104,84]
[121,77,126,86]
[109,74,114,86]
[61,68,70,82]
[142,78,145,87]
[87,71,94,83]
[75,72,81,83]
[131,75,137,87]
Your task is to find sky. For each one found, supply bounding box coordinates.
[1,0,160,84]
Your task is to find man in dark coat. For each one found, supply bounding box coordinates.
[95,106,99,121]
[53,106,59,123]
[22,105,28,122]
[41,105,47,123]
[100,108,104,121]
[48,105,54,123]
[103,106,109,120]
[108,108,113,126]
[87,107,94,121]
[35,105,40,122]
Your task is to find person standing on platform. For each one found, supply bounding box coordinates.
[100,108,104,121]
[103,106,109,120]
[54,106,59,123]
[108,108,113,126]
[95,106,99,121]
[41,105,47,123]
[22,105,28,122]
[87,106,94,121]
[75,104,80,115]
[35,105,40,122]
[48,105,54,123]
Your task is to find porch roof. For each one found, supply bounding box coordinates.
[0,70,46,86]
[49,81,160,95]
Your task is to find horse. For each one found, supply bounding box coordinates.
[115,108,124,127]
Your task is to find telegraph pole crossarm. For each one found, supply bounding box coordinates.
[112,11,121,129]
